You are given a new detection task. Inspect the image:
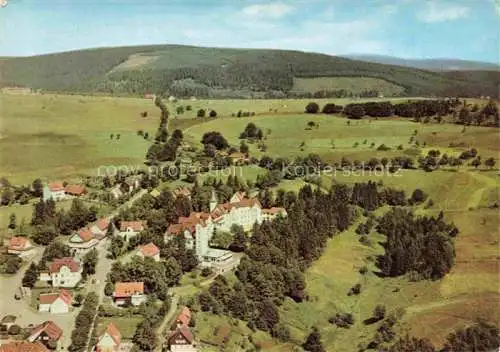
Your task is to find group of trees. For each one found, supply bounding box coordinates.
[0,178,43,206]
[146,128,184,163]
[201,131,229,150]
[0,254,22,274]
[68,292,98,352]
[132,298,171,351]
[30,198,97,245]
[377,208,458,280]
[197,183,389,336]
[239,123,263,140]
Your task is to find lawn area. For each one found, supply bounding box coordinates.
[96,316,143,339]
[1,94,159,183]
[184,113,500,164]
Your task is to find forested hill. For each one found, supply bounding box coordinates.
[0,44,497,98]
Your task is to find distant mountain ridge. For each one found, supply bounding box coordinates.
[343,54,500,72]
[0,44,497,98]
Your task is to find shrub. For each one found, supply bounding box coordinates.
[322,103,343,114]
[410,189,428,204]
[197,109,206,118]
[377,144,391,151]
[305,102,320,114]
[209,110,217,118]
[344,104,366,119]
[8,325,21,335]
[348,283,362,296]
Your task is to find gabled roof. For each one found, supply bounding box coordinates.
[114,282,144,297]
[49,257,80,273]
[139,243,160,257]
[99,322,121,346]
[8,236,31,250]
[75,228,94,242]
[64,184,86,195]
[262,207,287,215]
[176,306,191,326]
[39,289,72,305]
[169,325,194,344]
[0,342,49,352]
[119,221,146,232]
[29,321,63,341]
[94,218,110,231]
[230,191,246,203]
[47,181,64,192]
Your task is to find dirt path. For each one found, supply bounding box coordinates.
[154,295,179,352]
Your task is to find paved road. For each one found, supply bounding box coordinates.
[154,295,179,352]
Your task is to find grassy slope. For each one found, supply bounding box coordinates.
[184,113,500,163]
[291,77,406,96]
[0,44,496,97]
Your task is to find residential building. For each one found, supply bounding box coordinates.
[95,322,121,352]
[261,207,288,221]
[90,218,112,240]
[64,184,86,197]
[42,181,66,202]
[175,306,191,327]
[119,221,146,241]
[39,257,82,288]
[113,282,146,306]
[168,326,197,352]
[136,243,160,261]
[38,289,72,314]
[68,228,98,255]
[0,342,49,352]
[7,236,35,257]
[28,321,63,348]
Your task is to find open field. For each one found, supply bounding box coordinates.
[185,113,500,163]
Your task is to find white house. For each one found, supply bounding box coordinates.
[119,221,146,241]
[39,257,82,288]
[7,236,35,257]
[38,289,72,314]
[113,282,146,307]
[68,227,98,255]
[136,243,160,262]
[43,181,66,202]
[95,322,121,352]
[261,207,288,221]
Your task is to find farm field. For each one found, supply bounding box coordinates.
[184,113,500,163]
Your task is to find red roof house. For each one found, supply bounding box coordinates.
[176,306,192,327]
[137,243,160,261]
[28,321,63,346]
[0,342,49,352]
[7,236,34,256]
[64,184,86,196]
[95,322,121,352]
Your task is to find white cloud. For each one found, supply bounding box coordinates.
[241,2,295,19]
[417,2,469,23]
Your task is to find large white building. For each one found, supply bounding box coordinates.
[43,181,66,202]
[165,191,286,265]
[38,289,72,314]
[39,257,82,288]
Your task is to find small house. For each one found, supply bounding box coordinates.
[28,320,63,348]
[168,325,197,352]
[261,207,288,221]
[119,221,146,241]
[64,184,86,197]
[136,243,160,262]
[95,322,121,352]
[90,218,113,239]
[39,257,82,288]
[43,181,66,202]
[68,228,98,255]
[38,289,72,314]
[113,282,146,306]
[176,306,191,327]
[0,341,49,352]
[7,236,35,257]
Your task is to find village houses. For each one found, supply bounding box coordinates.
[119,221,147,241]
[42,182,66,202]
[94,322,121,352]
[0,341,49,352]
[136,242,160,261]
[39,257,82,288]
[68,227,98,255]
[27,320,63,349]
[38,289,72,314]
[90,218,113,240]
[112,282,146,307]
[7,236,35,257]
[167,306,197,352]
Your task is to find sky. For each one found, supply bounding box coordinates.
[0,0,499,62]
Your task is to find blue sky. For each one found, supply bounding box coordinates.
[1,0,499,62]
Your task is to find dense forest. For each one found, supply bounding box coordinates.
[0,45,497,97]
